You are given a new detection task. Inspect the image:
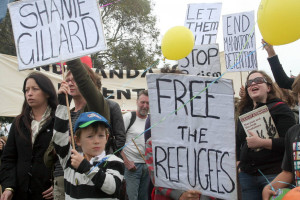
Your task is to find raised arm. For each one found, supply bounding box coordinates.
[262,39,294,89]
[53,82,72,168]
[66,59,110,123]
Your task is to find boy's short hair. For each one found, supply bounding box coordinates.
[75,122,109,138]
[74,112,110,133]
[292,74,300,94]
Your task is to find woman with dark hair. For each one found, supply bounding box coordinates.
[236,70,296,200]
[0,72,57,200]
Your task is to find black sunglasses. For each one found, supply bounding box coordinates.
[246,77,268,87]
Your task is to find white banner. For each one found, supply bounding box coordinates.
[0,54,155,117]
[184,3,222,45]
[147,73,237,199]
[178,44,221,77]
[0,53,249,117]
[8,0,106,70]
[222,11,257,72]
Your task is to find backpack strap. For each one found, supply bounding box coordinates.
[126,111,136,133]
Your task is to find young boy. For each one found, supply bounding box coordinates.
[262,75,300,200]
[53,97,124,199]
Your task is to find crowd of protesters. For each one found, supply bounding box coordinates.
[0,39,300,200]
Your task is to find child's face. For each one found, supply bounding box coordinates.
[75,125,108,161]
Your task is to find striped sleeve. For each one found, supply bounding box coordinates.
[89,155,124,195]
[53,103,72,169]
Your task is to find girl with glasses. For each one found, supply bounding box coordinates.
[236,70,296,200]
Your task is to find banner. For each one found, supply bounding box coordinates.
[8,0,106,70]
[178,44,221,77]
[0,53,155,117]
[222,11,257,72]
[184,3,222,45]
[0,53,248,117]
[147,73,237,199]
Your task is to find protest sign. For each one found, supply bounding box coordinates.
[184,3,222,45]
[178,44,221,77]
[8,0,106,70]
[147,73,237,199]
[239,105,278,139]
[222,11,257,72]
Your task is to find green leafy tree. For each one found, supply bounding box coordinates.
[95,0,161,70]
[0,0,161,70]
[0,12,15,56]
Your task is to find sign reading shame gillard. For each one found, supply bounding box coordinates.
[147,74,237,199]
[8,0,106,70]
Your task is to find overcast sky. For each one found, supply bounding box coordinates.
[152,0,300,78]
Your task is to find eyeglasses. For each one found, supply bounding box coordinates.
[246,77,268,87]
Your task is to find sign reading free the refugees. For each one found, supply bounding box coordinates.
[8,0,106,70]
[147,74,237,199]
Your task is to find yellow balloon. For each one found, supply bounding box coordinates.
[258,0,300,45]
[161,26,195,60]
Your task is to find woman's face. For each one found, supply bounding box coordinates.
[247,72,270,103]
[65,72,82,98]
[25,78,49,109]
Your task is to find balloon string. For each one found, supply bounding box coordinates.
[275,181,296,188]
[258,169,296,196]
[134,44,262,143]
[231,21,256,69]
[89,25,261,173]
[89,45,262,173]
[258,169,276,192]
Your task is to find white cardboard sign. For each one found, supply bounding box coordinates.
[147,73,237,199]
[184,3,222,45]
[8,0,107,70]
[178,44,221,77]
[222,11,257,72]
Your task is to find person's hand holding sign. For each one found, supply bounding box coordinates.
[58,81,70,95]
[179,190,201,200]
[247,130,272,150]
